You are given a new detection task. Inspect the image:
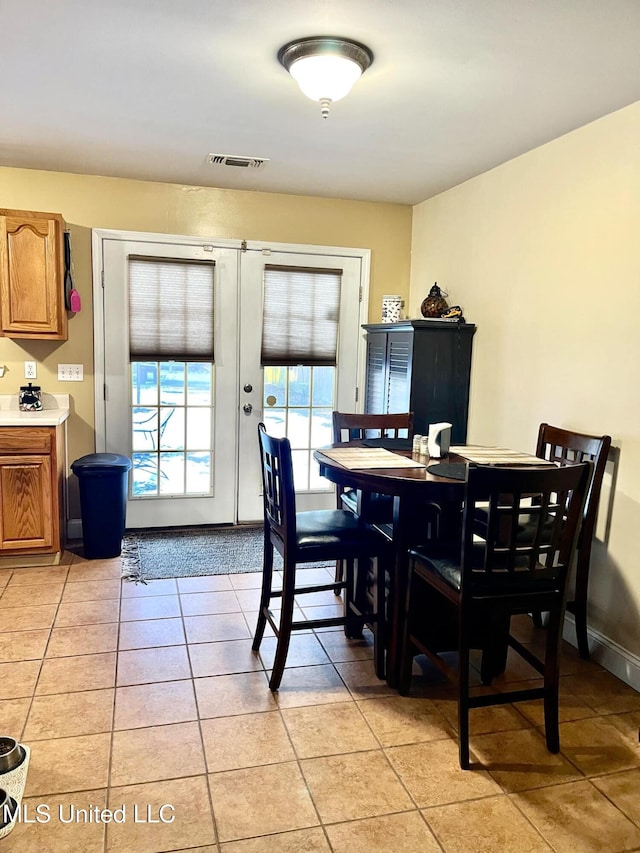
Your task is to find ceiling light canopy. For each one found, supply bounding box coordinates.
[278,36,373,119]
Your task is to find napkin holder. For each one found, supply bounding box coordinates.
[427,422,452,459]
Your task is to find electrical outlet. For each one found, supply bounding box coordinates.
[24,361,37,379]
[57,363,84,381]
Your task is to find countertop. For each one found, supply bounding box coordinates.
[0,393,70,426]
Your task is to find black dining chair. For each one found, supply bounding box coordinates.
[399,460,591,769]
[332,411,415,523]
[253,423,389,688]
[531,424,611,658]
[331,409,440,564]
[473,424,611,660]
[331,412,418,594]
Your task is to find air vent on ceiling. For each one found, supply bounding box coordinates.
[208,154,269,169]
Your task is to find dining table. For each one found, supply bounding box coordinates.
[314,440,467,686]
[313,441,554,687]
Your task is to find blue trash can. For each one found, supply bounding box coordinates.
[71,453,132,559]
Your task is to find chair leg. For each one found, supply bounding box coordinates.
[397,638,414,696]
[397,569,415,696]
[252,538,274,652]
[572,557,591,659]
[334,559,344,595]
[480,651,494,686]
[480,614,510,684]
[269,554,296,691]
[458,620,471,770]
[573,600,590,660]
[344,558,364,639]
[542,607,563,753]
[373,554,386,680]
[531,611,544,628]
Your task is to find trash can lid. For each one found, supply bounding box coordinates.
[71,453,132,473]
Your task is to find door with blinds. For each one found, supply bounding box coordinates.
[97,236,366,528]
[100,238,239,528]
[237,249,363,521]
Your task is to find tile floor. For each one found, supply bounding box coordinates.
[1,553,640,852]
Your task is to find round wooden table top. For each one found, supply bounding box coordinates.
[313,443,467,499]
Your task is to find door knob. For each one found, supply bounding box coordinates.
[243,403,253,414]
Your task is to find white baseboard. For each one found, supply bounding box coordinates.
[67,518,82,541]
[563,614,640,693]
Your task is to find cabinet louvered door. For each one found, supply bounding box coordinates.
[386,331,412,412]
[364,332,387,414]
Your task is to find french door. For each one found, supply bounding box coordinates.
[237,249,364,521]
[94,232,368,528]
[99,238,239,528]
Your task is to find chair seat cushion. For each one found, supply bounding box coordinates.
[410,543,559,595]
[474,506,557,544]
[410,543,464,591]
[295,509,383,560]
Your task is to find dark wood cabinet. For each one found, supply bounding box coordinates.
[363,320,476,443]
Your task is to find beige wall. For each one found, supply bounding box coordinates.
[410,101,640,660]
[0,167,412,515]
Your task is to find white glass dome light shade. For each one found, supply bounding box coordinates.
[278,37,373,118]
[289,54,363,103]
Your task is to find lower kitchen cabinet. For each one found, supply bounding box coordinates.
[0,426,65,554]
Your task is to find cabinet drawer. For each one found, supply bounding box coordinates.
[0,427,53,454]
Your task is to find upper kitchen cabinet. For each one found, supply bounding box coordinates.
[0,208,68,340]
[363,319,476,444]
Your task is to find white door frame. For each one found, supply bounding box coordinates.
[91,229,371,522]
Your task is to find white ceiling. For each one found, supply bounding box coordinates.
[1,0,639,205]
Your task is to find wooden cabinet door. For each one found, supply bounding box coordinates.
[0,210,68,339]
[0,454,54,550]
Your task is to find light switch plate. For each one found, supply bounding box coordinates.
[58,364,84,381]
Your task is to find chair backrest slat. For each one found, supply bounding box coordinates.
[332,411,414,443]
[258,423,297,552]
[463,462,591,592]
[536,424,611,549]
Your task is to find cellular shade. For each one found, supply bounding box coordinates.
[261,264,342,366]
[128,255,215,361]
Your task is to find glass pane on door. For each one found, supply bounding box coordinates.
[263,365,334,491]
[131,361,213,497]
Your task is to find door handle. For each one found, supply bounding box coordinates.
[243,403,253,414]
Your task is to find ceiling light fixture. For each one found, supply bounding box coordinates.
[278,36,373,119]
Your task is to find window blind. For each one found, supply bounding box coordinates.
[261,264,342,366]
[128,255,215,362]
